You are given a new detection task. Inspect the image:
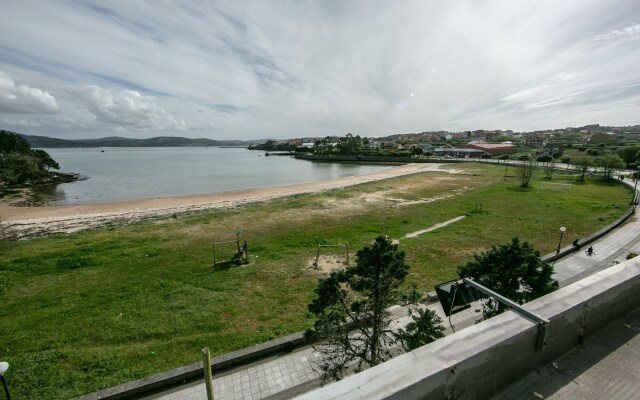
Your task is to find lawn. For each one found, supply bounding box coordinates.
[0,163,632,399]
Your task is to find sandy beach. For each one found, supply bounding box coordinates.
[1,163,453,238]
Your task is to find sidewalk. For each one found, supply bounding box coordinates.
[145,212,640,400]
[491,305,640,400]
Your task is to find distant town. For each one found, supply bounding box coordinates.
[249,123,640,162]
[7,123,640,166]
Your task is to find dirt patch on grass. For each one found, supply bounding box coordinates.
[309,254,350,274]
[403,215,467,239]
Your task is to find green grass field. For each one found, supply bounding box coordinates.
[0,163,632,399]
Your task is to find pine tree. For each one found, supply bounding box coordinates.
[307,236,444,381]
[457,237,559,318]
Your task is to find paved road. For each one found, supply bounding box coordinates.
[146,200,640,400]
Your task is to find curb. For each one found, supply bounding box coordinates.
[74,332,306,400]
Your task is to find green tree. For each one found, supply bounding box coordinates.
[596,153,625,181]
[313,136,335,155]
[586,147,602,156]
[589,132,614,145]
[0,153,41,185]
[31,149,60,170]
[0,130,32,154]
[0,131,63,187]
[617,145,640,168]
[457,237,559,318]
[336,133,363,155]
[262,140,277,150]
[394,308,445,351]
[574,155,593,182]
[411,146,424,158]
[307,236,444,380]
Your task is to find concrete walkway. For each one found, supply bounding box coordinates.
[145,209,640,400]
[491,301,640,400]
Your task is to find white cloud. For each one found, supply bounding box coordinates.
[0,74,60,114]
[0,1,639,137]
[593,23,640,46]
[80,85,186,131]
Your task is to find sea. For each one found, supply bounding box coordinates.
[44,147,394,205]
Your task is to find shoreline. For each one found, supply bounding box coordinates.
[0,163,454,238]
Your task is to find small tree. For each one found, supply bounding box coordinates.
[574,155,593,181]
[596,153,625,181]
[543,158,556,180]
[394,308,445,351]
[457,237,559,318]
[307,236,444,381]
[519,156,534,187]
[501,154,511,180]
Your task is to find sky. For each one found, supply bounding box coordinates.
[1,1,639,140]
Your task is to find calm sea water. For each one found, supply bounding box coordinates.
[45,147,394,205]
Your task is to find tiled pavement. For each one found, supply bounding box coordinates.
[145,207,640,400]
[491,301,640,400]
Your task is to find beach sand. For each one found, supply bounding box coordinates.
[0,163,453,238]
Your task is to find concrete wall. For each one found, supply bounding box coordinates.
[296,257,640,400]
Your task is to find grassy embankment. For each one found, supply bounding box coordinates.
[0,163,632,399]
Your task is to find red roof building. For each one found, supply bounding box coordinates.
[462,142,516,155]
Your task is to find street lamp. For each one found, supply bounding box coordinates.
[633,174,638,206]
[556,227,567,254]
[0,361,10,400]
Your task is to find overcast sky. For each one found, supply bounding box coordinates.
[1,1,639,140]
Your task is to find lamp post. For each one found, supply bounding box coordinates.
[0,361,10,400]
[556,227,566,254]
[633,174,638,206]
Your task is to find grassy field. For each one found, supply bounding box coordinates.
[0,163,632,399]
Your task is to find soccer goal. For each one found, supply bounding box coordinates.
[540,181,573,191]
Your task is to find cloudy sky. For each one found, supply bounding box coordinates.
[1,1,639,140]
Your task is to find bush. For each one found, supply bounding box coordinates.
[627,252,638,260]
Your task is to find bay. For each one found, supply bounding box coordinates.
[45,147,394,205]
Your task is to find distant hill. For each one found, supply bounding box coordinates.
[18,134,258,148]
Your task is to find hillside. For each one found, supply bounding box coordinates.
[18,133,257,148]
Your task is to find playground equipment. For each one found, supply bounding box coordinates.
[213,229,248,266]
